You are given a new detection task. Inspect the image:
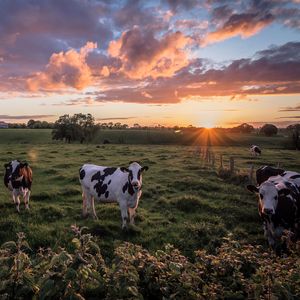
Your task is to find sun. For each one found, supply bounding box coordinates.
[201,121,215,129]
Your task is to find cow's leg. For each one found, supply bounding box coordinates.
[90,196,98,220]
[128,207,136,225]
[82,189,88,217]
[120,201,128,229]
[24,190,30,210]
[10,191,14,203]
[13,192,20,213]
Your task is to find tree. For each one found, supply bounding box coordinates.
[286,124,300,150]
[230,123,254,133]
[260,124,278,136]
[52,113,98,143]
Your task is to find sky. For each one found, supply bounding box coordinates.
[0,0,300,128]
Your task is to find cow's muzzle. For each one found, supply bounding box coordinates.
[263,208,274,215]
[132,182,140,191]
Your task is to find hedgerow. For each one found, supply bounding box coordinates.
[0,227,299,300]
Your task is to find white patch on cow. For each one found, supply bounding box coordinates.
[11,160,20,173]
[258,182,278,214]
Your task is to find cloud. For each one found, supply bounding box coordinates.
[0,0,112,84]
[27,42,97,91]
[279,105,300,112]
[107,26,190,79]
[202,12,274,45]
[89,41,300,103]
[277,116,300,119]
[0,114,54,120]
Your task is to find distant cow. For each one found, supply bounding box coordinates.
[256,165,285,185]
[4,160,33,212]
[79,161,149,229]
[250,145,261,156]
[247,171,300,252]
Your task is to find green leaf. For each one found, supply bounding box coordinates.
[72,238,81,249]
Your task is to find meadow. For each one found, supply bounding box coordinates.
[0,129,299,298]
[0,129,298,257]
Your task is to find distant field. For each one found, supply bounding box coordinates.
[0,128,289,148]
[0,132,299,260]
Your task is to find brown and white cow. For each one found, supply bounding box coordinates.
[79,161,148,229]
[4,160,33,212]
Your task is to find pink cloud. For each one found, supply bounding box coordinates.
[107,27,190,79]
[27,42,96,91]
[202,13,274,45]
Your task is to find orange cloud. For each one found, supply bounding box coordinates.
[107,27,190,79]
[27,42,96,91]
[202,13,274,45]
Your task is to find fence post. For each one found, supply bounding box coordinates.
[229,157,234,174]
[219,154,223,169]
[211,152,215,167]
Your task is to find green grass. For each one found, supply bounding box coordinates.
[0,129,299,261]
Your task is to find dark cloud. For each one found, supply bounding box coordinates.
[114,0,165,31]
[279,105,300,112]
[277,116,300,119]
[163,0,200,12]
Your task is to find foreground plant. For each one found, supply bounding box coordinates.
[0,228,299,299]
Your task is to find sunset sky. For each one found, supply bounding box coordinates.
[0,0,300,127]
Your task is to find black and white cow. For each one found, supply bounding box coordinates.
[250,145,261,156]
[79,161,148,229]
[256,165,285,185]
[4,160,33,212]
[247,171,300,252]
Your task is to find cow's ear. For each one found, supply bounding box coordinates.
[279,188,290,196]
[120,167,129,173]
[247,185,259,193]
[20,162,28,168]
[4,163,9,168]
[141,166,149,172]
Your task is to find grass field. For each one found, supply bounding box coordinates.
[0,129,299,261]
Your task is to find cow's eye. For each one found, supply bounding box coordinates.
[274,196,278,200]
[259,193,263,199]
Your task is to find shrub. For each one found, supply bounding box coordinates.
[0,227,299,299]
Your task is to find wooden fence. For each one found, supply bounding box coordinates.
[193,146,258,184]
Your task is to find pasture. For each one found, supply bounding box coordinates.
[0,129,299,260]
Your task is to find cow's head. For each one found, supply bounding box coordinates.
[4,160,29,182]
[247,182,290,215]
[120,161,149,191]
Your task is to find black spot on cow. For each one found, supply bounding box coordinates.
[290,174,300,180]
[108,180,111,185]
[79,168,85,180]
[122,181,134,196]
[105,191,109,198]
[256,166,285,185]
[122,182,128,193]
[91,168,116,198]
